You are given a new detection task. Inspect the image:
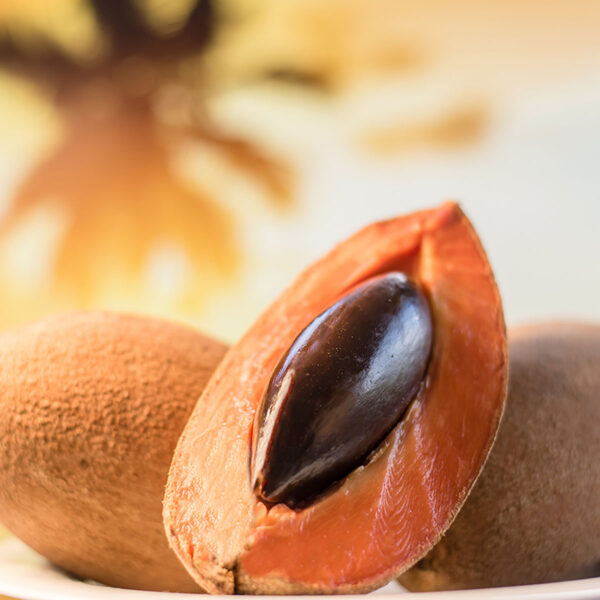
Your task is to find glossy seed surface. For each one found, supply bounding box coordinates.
[251,272,433,508]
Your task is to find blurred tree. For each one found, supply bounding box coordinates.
[0,0,291,326]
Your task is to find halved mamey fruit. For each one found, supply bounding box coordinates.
[0,312,227,592]
[400,323,600,591]
[164,202,508,594]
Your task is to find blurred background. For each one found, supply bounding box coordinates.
[1,0,600,344]
[0,0,599,552]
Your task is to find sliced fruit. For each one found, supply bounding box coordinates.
[164,202,507,594]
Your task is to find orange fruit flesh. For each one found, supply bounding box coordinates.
[164,202,507,594]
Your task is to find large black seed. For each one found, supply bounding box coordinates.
[251,272,433,508]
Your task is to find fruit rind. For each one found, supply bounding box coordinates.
[0,311,227,592]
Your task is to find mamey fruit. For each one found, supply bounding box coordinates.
[0,312,227,592]
[164,202,508,594]
[400,323,600,591]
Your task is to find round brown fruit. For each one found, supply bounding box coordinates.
[400,322,600,591]
[0,312,227,592]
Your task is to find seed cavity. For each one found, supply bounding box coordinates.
[251,272,433,508]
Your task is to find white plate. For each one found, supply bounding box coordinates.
[1,538,599,600]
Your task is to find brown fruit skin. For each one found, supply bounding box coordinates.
[400,323,600,591]
[0,312,227,592]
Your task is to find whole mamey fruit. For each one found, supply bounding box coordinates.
[0,312,227,592]
[400,323,600,591]
[164,202,508,594]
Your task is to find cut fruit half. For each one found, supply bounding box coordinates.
[163,202,508,594]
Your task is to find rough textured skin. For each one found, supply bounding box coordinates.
[164,203,507,594]
[0,312,227,592]
[400,323,600,591]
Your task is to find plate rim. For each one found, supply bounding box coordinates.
[1,537,600,600]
